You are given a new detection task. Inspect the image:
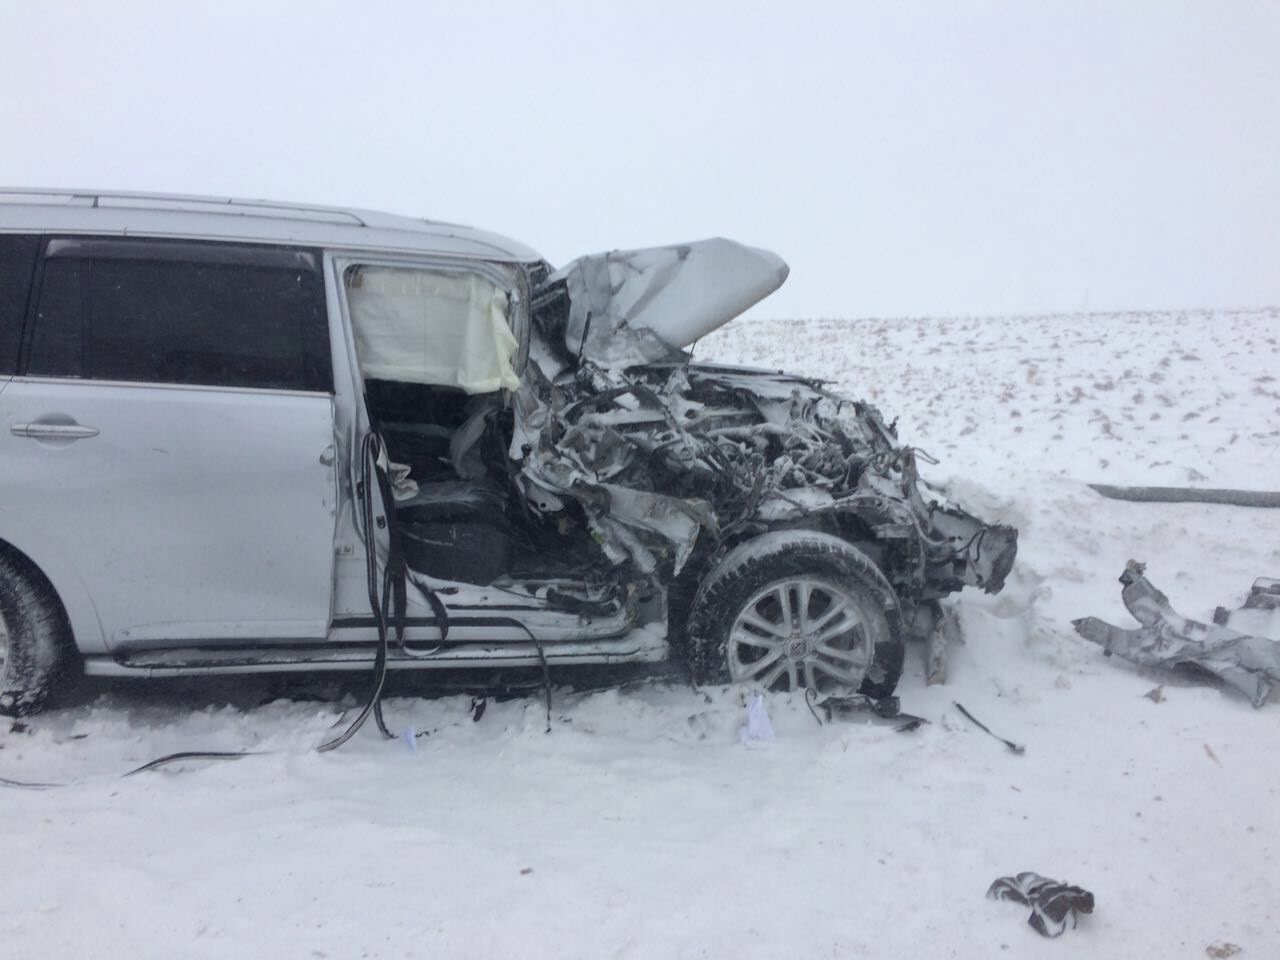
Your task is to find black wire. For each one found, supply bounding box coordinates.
[123,751,261,776]
[317,433,395,752]
[804,687,825,726]
[953,701,1025,755]
[315,603,391,753]
[0,774,62,790]
[2,751,261,789]
[511,621,552,733]
[371,561,397,740]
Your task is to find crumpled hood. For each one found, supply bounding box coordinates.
[542,238,789,368]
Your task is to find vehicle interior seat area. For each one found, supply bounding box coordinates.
[365,380,475,482]
[346,259,528,587]
[395,481,513,584]
[363,380,516,585]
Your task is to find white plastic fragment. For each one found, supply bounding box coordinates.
[738,692,775,745]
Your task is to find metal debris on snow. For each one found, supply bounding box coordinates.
[1074,561,1280,708]
[808,692,928,732]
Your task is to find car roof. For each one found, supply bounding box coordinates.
[0,188,544,264]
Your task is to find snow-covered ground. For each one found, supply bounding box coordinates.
[4,309,1279,959]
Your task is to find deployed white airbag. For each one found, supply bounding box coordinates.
[346,266,519,393]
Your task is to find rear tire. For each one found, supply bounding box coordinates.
[687,531,904,699]
[0,549,75,717]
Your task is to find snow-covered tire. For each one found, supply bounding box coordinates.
[0,548,75,717]
[687,531,904,699]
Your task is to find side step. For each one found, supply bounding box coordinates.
[84,632,670,677]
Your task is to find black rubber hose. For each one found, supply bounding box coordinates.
[1089,484,1280,509]
[317,434,395,752]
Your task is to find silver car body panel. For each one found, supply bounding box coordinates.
[80,627,669,676]
[0,377,338,654]
[0,188,543,264]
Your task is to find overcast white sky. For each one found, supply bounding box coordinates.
[1,1,1277,318]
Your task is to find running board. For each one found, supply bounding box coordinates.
[83,632,669,677]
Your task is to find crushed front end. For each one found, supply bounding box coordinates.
[508,238,1017,624]
[511,353,1016,605]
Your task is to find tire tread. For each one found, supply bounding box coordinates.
[0,548,75,717]
[687,531,904,697]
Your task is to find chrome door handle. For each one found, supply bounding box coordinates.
[11,422,101,440]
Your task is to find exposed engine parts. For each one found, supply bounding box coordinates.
[511,351,1017,604]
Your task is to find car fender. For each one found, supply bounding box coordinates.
[0,505,106,654]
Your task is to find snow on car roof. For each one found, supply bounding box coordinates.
[0,187,543,264]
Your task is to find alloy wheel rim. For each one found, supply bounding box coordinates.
[728,577,872,693]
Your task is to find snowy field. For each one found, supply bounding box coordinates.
[3,308,1280,959]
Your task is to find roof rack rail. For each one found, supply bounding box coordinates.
[0,187,369,227]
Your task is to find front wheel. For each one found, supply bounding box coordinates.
[687,531,904,699]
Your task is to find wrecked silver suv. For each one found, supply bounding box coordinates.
[0,191,1015,715]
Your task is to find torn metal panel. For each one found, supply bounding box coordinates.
[1073,560,1280,707]
[543,239,789,368]
[811,693,928,731]
[906,600,962,685]
[595,484,714,576]
[511,350,1016,600]
[1214,577,1280,640]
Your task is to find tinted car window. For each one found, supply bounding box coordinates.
[26,258,85,378]
[0,234,40,375]
[27,240,332,392]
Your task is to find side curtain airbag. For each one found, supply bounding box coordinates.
[347,266,519,394]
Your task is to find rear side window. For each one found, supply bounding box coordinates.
[26,239,332,392]
[0,234,40,375]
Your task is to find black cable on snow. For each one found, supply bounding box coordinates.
[0,774,61,790]
[954,701,1024,755]
[0,751,260,789]
[122,751,262,776]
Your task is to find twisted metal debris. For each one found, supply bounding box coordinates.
[1074,561,1280,707]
